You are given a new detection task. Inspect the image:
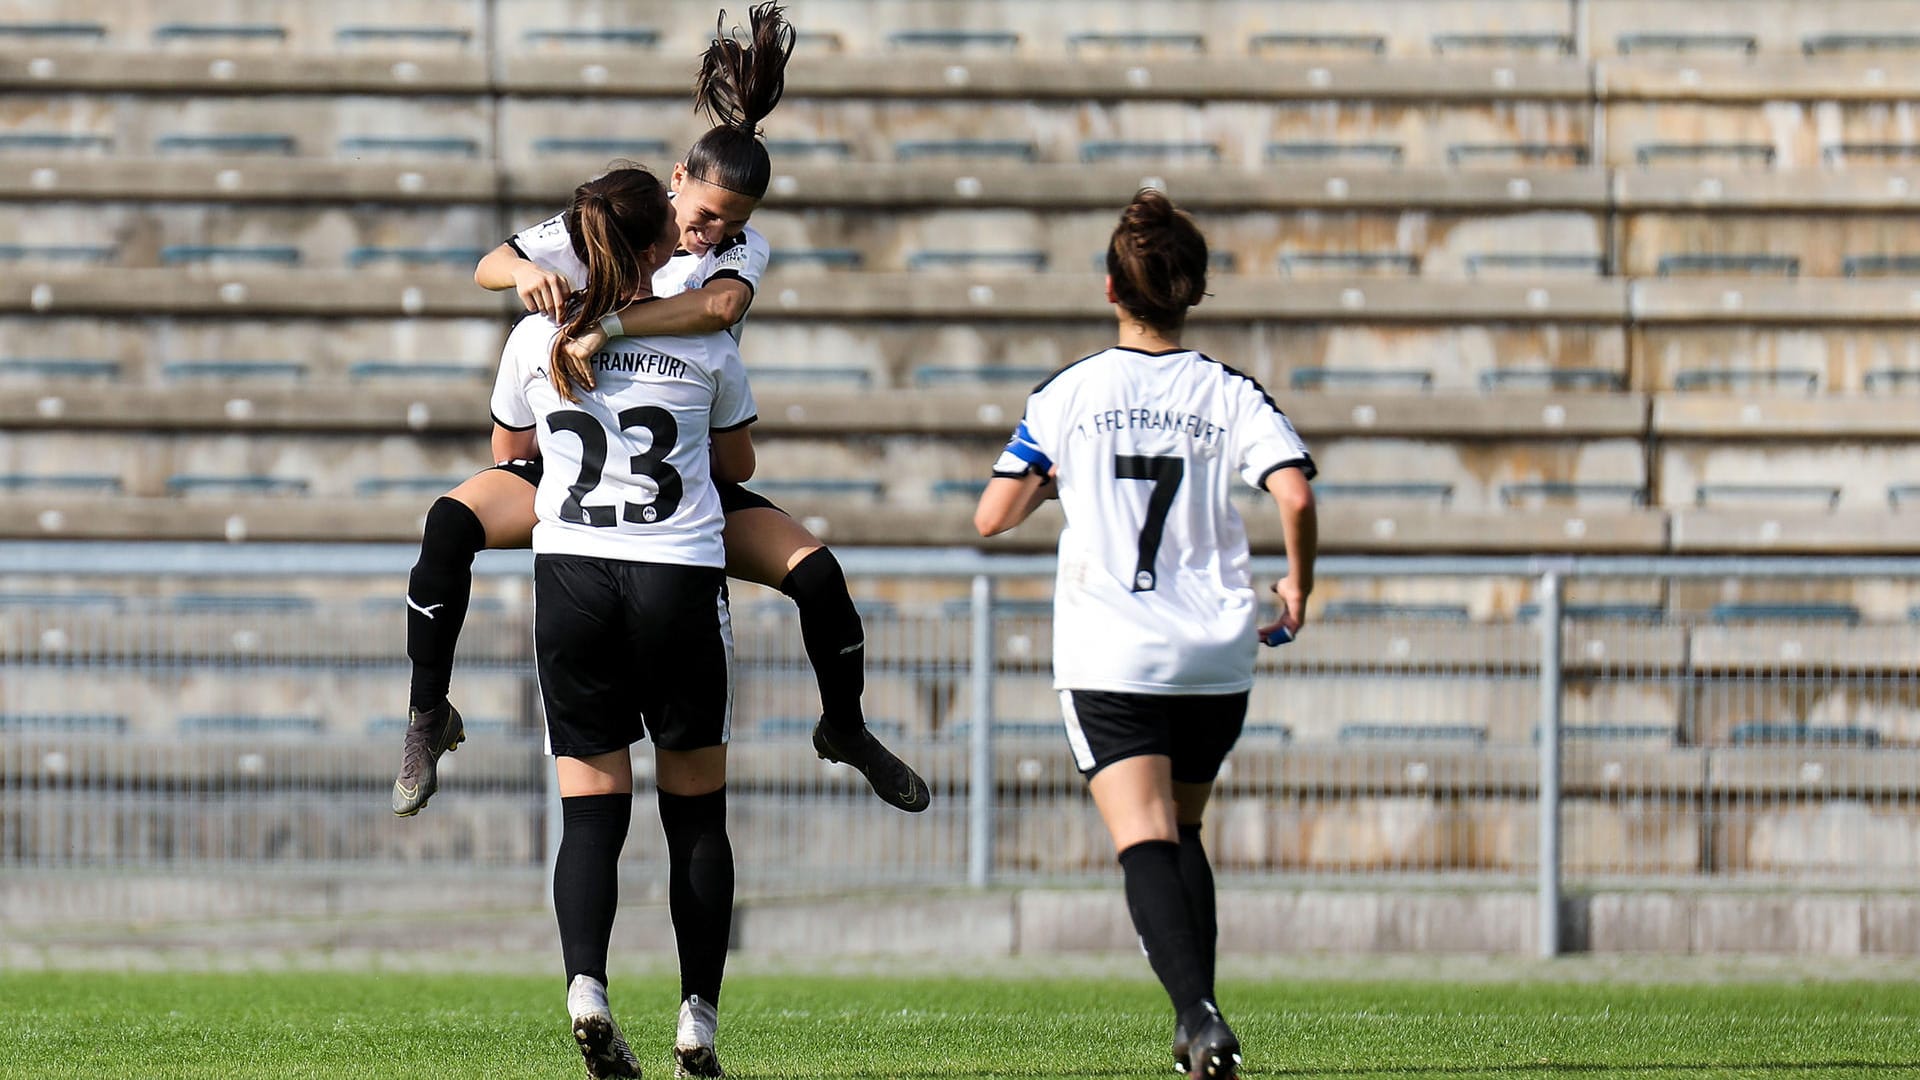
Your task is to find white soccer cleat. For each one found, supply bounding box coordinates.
[568,974,641,1079]
[672,994,724,1078]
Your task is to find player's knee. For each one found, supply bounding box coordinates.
[778,547,850,606]
[658,787,729,851]
[418,496,488,566]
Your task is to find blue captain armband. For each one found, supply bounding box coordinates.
[991,420,1052,478]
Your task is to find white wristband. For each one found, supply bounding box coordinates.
[598,312,623,339]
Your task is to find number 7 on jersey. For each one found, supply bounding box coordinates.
[1114,454,1184,592]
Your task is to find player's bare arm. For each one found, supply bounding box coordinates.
[560,279,753,368]
[711,426,756,485]
[973,471,1052,536]
[1260,466,1317,641]
[475,242,571,320]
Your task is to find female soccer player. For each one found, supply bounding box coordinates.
[492,164,748,1080]
[973,190,1318,1080]
[394,2,928,820]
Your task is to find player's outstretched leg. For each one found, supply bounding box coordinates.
[392,700,465,816]
[394,494,487,815]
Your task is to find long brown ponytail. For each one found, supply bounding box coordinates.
[1104,188,1210,334]
[549,166,671,402]
[684,3,794,198]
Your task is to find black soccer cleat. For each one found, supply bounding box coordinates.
[812,718,931,813]
[1185,1014,1242,1080]
[1172,1020,1192,1074]
[391,700,465,817]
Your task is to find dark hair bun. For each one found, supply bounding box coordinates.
[1105,188,1208,330]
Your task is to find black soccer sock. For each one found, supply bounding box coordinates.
[406,497,487,713]
[1177,823,1218,999]
[554,792,633,988]
[1118,839,1213,1029]
[778,549,867,733]
[659,787,734,1004]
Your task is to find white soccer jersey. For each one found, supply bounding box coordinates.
[508,208,770,342]
[992,347,1315,694]
[492,306,757,566]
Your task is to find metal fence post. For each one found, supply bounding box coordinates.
[968,573,996,887]
[1537,569,1564,957]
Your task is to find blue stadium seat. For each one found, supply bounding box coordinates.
[1080,140,1220,164]
[759,716,905,740]
[1841,254,1920,278]
[179,715,325,735]
[906,250,1047,272]
[793,32,843,52]
[1447,143,1590,167]
[1728,722,1880,747]
[0,359,120,379]
[152,23,287,42]
[1266,141,1404,165]
[335,26,472,45]
[0,133,113,153]
[338,136,479,157]
[1709,602,1860,624]
[887,30,1019,50]
[1289,368,1433,391]
[1802,34,1920,56]
[750,478,884,499]
[741,365,872,386]
[1464,253,1605,277]
[1499,483,1647,507]
[1066,31,1204,52]
[523,28,659,46]
[1864,368,1920,393]
[165,475,310,496]
[1673,369,1818,393]
[0,244,115,263]
[156,133,297,155]
[355,476,467,497]
[931,479,988,500]
[1889,485,1920,509]
[0,591,125,611]
[1249,32,1385,55]
[1431,32,1573,55]
[530,137,669,158]
[1240,724,1292,742]
[367,715,515,737]
[0,21,106,40]
[1656,253,1798,277]
[346,246,488,269]
[0,474,122,494]
[1636,143,1776,168]
[895,139,1037,162]
[347,360,488,381]
[1534,723,1677,742]
[912,365,1052,387]
[1695,484,1842,511]
[1823,144,1920,166]
[0,714,126,734]
[769,249,865,270]
[1308,482,1454,506]
[1516,603,1665,622]
[162,360,307,379]
[1617,33,1756,55]
[1280,252,1418,276]
[172,593,316,614]
[946,720,1063,741]
[1321,601,1470,622]
[762,139,854,160]
[1338,723,1488,743]
[1479,368,1624,391]
[160,245,300,267]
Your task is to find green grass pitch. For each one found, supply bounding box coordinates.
[3,969,1919,1078]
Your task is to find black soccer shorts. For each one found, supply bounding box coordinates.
[533,555,733,757]
[1057,689,1250,782]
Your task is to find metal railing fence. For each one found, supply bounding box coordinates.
[7,544,1920,954]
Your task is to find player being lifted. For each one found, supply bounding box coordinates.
[492,164,748,1079]
[393,3,929,819]
[973,190,1318,1080]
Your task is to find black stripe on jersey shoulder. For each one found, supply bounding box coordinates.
[1257,457,1317,488]
[704,267,754,298]
[505,236,528,260]
[1193,351,1288,417]
[714,231,748,254]
[713,414,757,433]
[491,412,536,433]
